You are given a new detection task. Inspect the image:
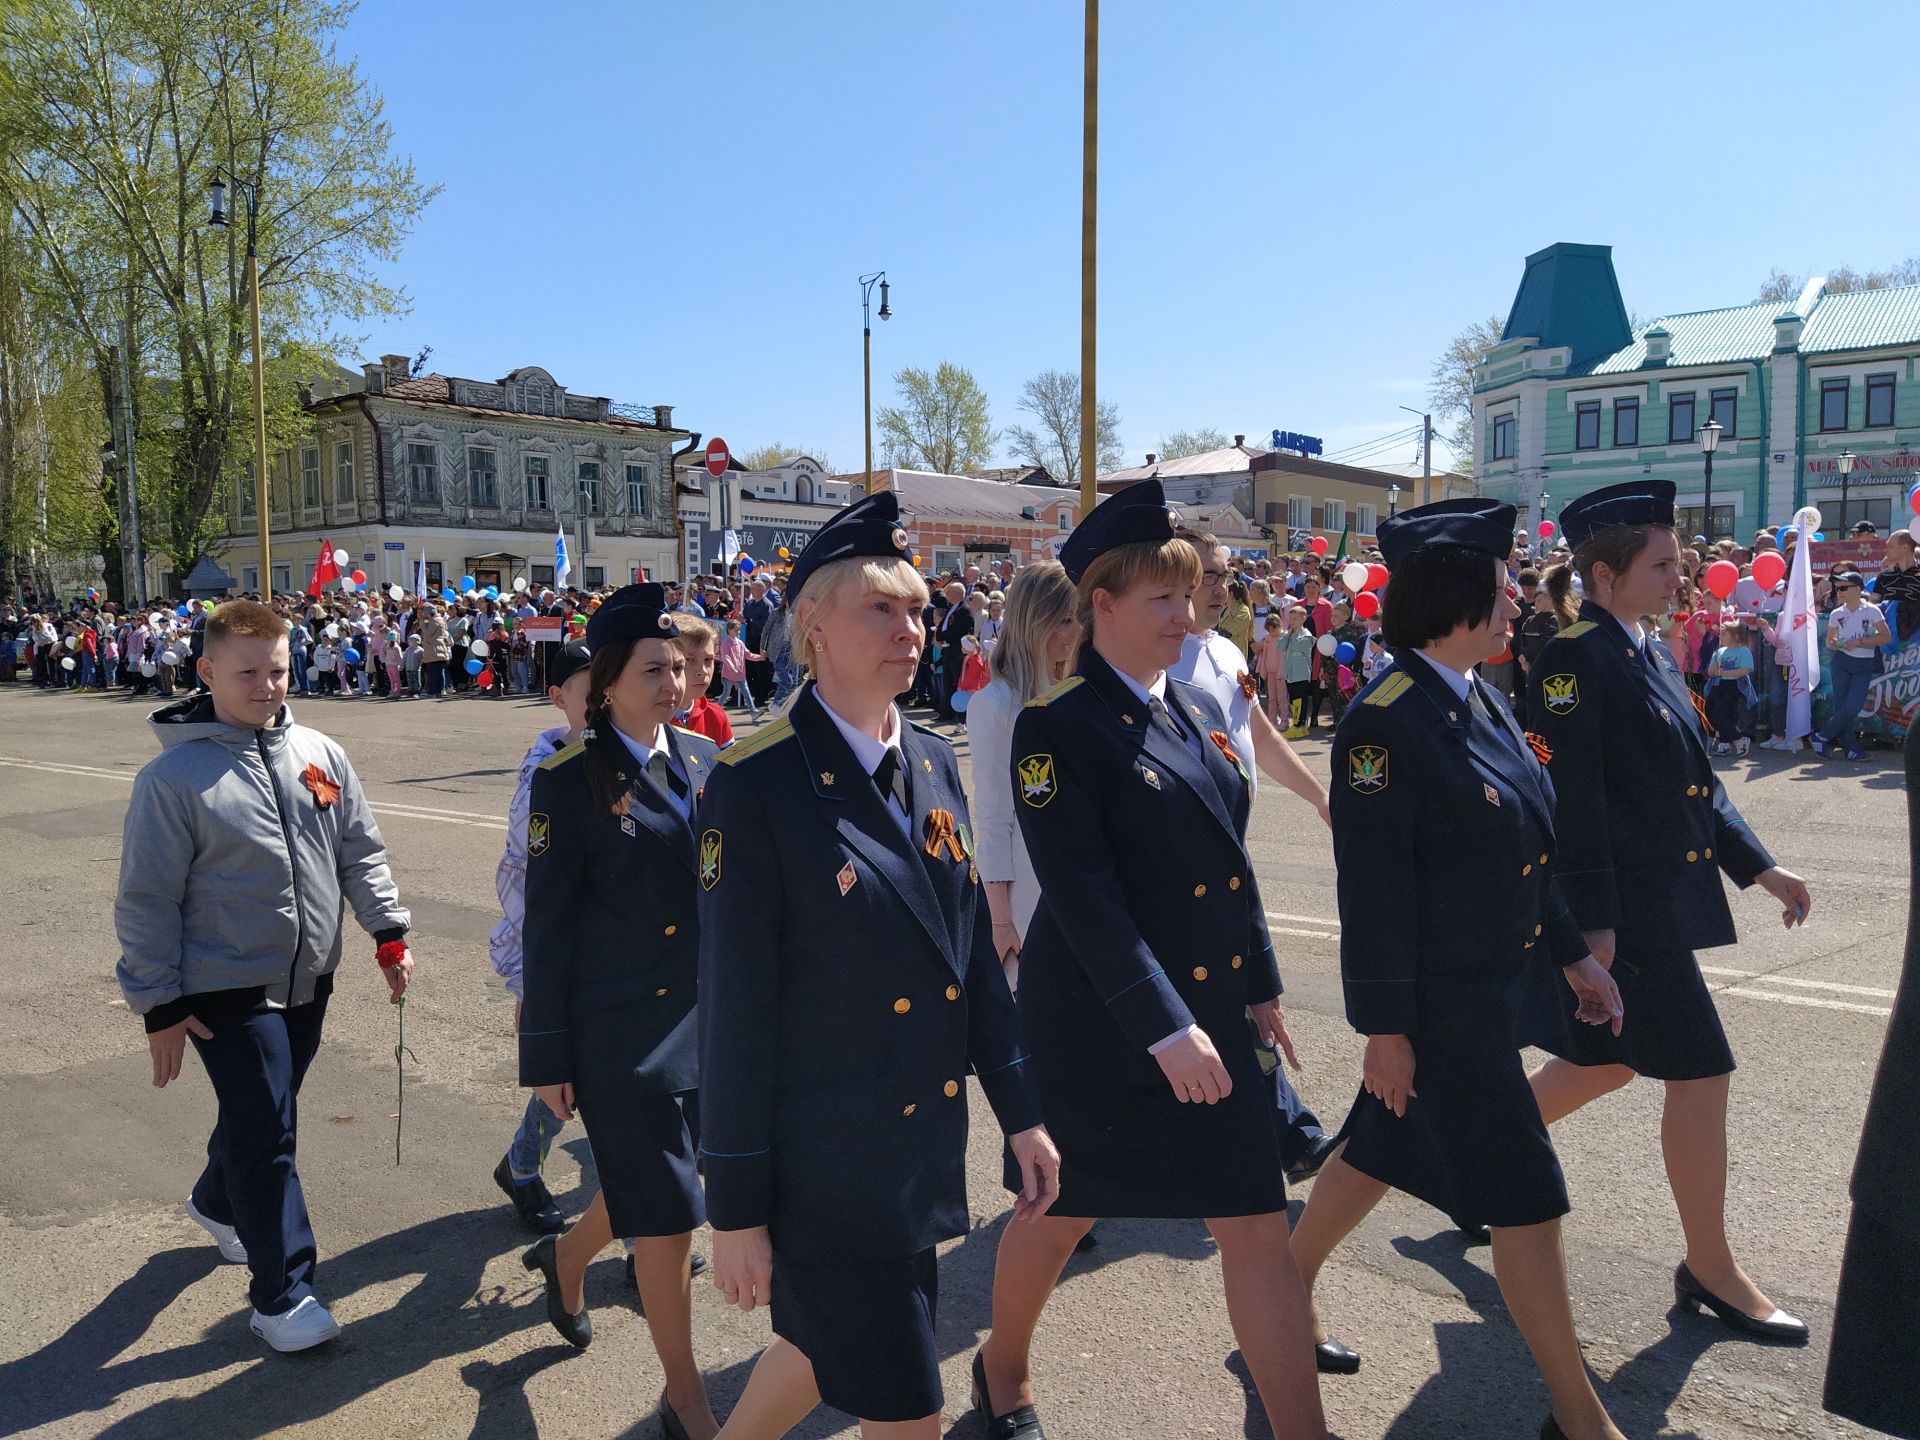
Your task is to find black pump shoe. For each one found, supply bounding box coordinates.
[1315,1337,1361,1374]
[522,1235,592,1348]
[1451,1216,1493,1246]
[1673,1262,1809,1343]
[970,1349,1046,1438]
[494,1156,566,1233]
[657,1389,691,1440]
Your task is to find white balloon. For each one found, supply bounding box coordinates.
[1315,632,1338,656]
[513,576,528,592]
[333,548,349,567]
[1909,515,1920,543]
[389,584,405,601]
[1340,562,1369,592]
[325,623,340,639]
[149,613,165,629]
[469,638,490,658]
[160,650,179,666]
[65,634,79,650]
[139,661,157,677]
[60,656,76,670]
[1793,506,1822,532]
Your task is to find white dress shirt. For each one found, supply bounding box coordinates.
[964,678,1042,933]
[612,721,689,818]
[1168,629,1258,798]
[1412,648,1474,702]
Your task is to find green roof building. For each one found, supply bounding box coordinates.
[1474,243,1920,539]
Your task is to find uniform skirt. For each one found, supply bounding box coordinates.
[572,1058,704,1238]
[1337,976,1568,1228]
[1530,947,1735,1082]
[770,1246,941,1422]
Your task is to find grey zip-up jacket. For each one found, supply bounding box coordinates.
[115,695,410,1025]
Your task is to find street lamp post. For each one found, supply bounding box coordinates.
[209,173,273,599]
[1698,418,1723,544]
[1387,483,1401,519]
[859,271,891,488]
[1837,448,1857,536]
[1537,488,1550,551]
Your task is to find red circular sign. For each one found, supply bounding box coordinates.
[705,437,730,478]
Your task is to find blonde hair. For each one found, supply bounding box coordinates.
[990,560,1078,702]
[792,556,930,676]
[671,612,716,651]
[1076,538,1203,634]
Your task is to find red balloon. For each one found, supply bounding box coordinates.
[1909,484,1920,517]
[1704,559,1739,599]
[1365,564,1389,591]
[1538,520,1557,539]
[1353,591,1380,619]
[1309,536,1329,557]
[1751,551,1786,591]
[349,569,367,586]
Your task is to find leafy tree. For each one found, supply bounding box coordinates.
[737,441,835,474]
[1429,315,1503,472]
[1003,369,1121,490]
[1155,428,1229,461]
[0,0,435,591]
[876,362,998,476]
[1756,259,1920,304]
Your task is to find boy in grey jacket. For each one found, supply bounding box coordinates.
[115,600,414,1353]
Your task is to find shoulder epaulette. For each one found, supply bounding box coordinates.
[1557,620,1597,639]
[538,740,586,770]
[718,716,795,766]
[1362,670,1413,707]
[670,723,707,742]
[1023,675,1085,708]
[906,717,950,740]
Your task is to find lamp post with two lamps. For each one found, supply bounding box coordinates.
[860,271,891,487]
[1698,418,1723,543]
[209,173,273,599]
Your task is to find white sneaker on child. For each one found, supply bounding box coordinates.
[186,1197,247,1264]
[250,1295,341,1352]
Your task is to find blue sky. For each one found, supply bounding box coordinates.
[342,0,1920,477]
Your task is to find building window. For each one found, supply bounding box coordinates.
[1058,509,1072,531]
[1668,392,1696,444]
[468,447,499,508]
[1710,388,1738,439]
[933,548,962,574]
[333,440,355,503]
[532,564,555,586]
[578,461,603,515]
[525,455,550,510]
[1287,495,1310,531]
[584,565,606,588]
[1675,503,1736,539]
[1866,373,1897,428]
[625,462,651,517]
[1355,503,1377,534]
[407,442,439,501]
[1574,402,1601,450]
[1821,378,1850,432]
[1323,498,1347,531]
[1613,399,1639,448]
[301,446,321,508]
[1491,414,1516,461]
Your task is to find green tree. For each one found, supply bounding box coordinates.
[876,362,998,475]
[0,0,435,590]
[1003,368,1121,490]
[1155,428,1229,461]
[1756,259,1920,304]
[1429,315,1503,473]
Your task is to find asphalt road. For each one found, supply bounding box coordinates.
[0,681,1904,1440]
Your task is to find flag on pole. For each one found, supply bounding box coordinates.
[721,529,741,568]
[414,546,426,599]
[1783,508,1820,741]
[554,520,571,589]
[1333,522,1352,562]
[307,537,340,596]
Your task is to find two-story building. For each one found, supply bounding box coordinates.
[675,455,857,578]
[219,355,690,595]
[1474,243,1920,538]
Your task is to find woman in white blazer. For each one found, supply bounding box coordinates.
[965,561,1079,988]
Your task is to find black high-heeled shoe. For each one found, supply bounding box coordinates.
[657,1389,690,1440]
[970,1349,1046,1438]
[1315,1336,1361,1374]
[1673,1262,1809,1343]
[521,1234,592,1348]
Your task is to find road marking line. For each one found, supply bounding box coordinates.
[1270,926,1339,940]
[1268,911,1340,929]
[369,804,506,831]
[1700,965,1895,1000]
[1718,987,1891,1018]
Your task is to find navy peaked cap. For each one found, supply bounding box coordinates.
[784,490,914,601]
[1059,478,1181,583]
[1375,497,1518,570]
[1558,480,1676,547]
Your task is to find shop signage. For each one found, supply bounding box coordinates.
[1805,451,1920,482]
[1270,429,1324,457]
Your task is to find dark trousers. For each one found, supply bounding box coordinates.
[187,987,330,1315]
[1272,1068,1324,1166]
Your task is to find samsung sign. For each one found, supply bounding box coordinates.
[1271,429,1323,457]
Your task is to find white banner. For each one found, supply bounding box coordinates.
[1783,507,1821,740]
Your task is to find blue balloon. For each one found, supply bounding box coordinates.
[1813,532,1826,541]
[1865,577,1877,593]
[952,687,971,714]
[464,657,485,675]
[737,555,756,575]
[1335,641,1357,665]
[342,647,362,666]
[460,574,475,592]
[485,584,499,599]
[441,587,458,602]
[176,604,190,617]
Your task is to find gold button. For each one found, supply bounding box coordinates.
[1229,876,1242,891]
[1704,847,1713,859]
[1539,853,1549,865]
[1193,884,1207,898]
[1687,785,1699,797]
[655,987,668,996]
[902,1104,916,1116]
[1192,966,1209,981]
[943,1080,960,1098]
[1231,955,1244,969]
[1533,924,1542,936]
[1522,864,1533,876]
[893,997,912,1014]
[1686,850,1698,863]
[1524,941,1535,950]
[945,985,960,1001]
[664,924,678,936]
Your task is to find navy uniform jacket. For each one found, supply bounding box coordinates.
[1013,649,1281,1059]
[1526,601,1774,952]
[1331,654,1585,1036]
[518,724,719,1094]
[696,684,1042,1263]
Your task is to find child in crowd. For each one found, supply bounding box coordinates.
[1704,618,1758,756]
[115,600,412,1353]
[403,634,423,697]
[1279,604,1317,739]
[669,614,733,744]
[1756,610,1799,750]
[717,619,755,715]
[1256,614,1288,726]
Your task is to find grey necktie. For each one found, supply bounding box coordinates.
[646,751,688,813]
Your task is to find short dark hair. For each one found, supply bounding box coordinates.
[1380,546,1501,649]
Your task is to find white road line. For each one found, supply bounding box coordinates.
[1718,987,1891,1018]
[1270,926,1339,940]
[1268,911,1341,929]
[368,804,506,832]
[1700,965,1896,1000]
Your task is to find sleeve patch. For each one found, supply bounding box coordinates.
[1541,674,1579,713]
[1017,753,1057,807]
[1347,745,1389,793]
[526,812,551,857]
[699,828,723,890]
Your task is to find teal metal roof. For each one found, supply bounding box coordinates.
[1800,283,1920,353]
[1583,301,1780,375]
[1503,243,1634,371]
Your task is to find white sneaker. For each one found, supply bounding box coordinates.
[250,1295,341,1352]
[186,1197,247,1264]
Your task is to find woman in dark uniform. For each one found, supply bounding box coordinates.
[697,490,1060,1440]
[974,479,1328,1440]
[518,583,720,1439]
[1525,480,1813,1342]
[1287,500,1628,1440]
